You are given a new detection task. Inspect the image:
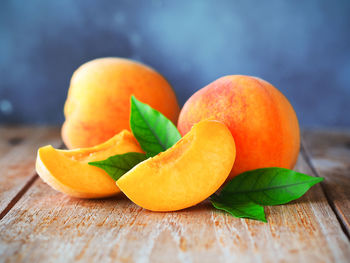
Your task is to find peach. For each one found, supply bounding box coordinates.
[62,57,180,149]
[36,130,143,198]
[116,120,236,211]
[177,75,300,179]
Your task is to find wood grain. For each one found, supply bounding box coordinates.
[0,149,349,263]
[0,126,61,217]
[302,129,350,236]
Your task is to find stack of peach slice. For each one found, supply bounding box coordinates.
[36,120,236,211]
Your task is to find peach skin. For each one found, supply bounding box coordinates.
[62,57,180,149]
[177,75,300,180]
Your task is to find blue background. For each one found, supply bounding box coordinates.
[1,0,349,127]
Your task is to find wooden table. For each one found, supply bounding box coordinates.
[0,126,349,263]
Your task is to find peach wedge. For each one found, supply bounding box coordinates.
[36,130,143,198]
[116,120,236,211]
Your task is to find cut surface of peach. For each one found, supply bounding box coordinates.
[36,130,143,198]
[116,120,236,211]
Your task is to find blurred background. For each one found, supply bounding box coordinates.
[0,0,349,127]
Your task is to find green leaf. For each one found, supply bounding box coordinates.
[130,96,181,157]
[88,152,147,181]
[218,167,324,206]
[211,196,267,222]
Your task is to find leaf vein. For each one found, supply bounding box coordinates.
[224,178,321,195]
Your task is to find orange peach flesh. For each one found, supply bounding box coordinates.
[36,130,143,198]
[116,120,236,212]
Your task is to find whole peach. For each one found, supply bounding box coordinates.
[177,75,300,179]
[62,57,180,149]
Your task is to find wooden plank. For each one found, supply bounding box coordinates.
[0,126,61,217]
[302,129,350,235]
[0,151,349,262]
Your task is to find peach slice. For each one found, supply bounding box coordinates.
[116,120,236,211]
[36,130,143,198]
